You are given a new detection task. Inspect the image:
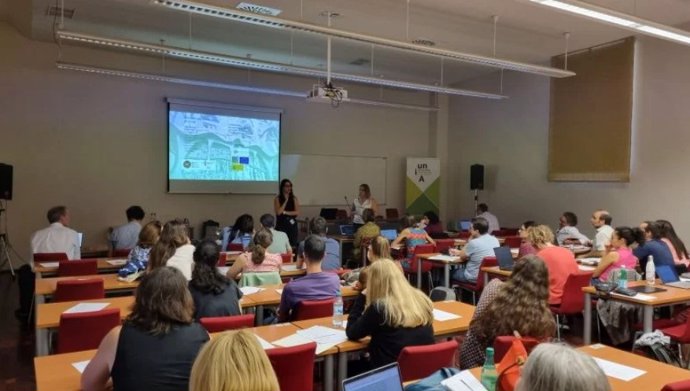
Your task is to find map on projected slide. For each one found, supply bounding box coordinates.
[168,110,280,181]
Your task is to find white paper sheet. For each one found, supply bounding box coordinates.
[433,309,461,321]
[592,357,646,381]
[579,257,601,265]
[275,288,283,295]
[272,333,314,348]
[611,292,655,301]
[63,303,110,314]
[282,264,298,271]
[441,370,487,391]
[39,262,59,268]
[342,320,348,329]
[240,286,263,295]
[222,251,242,256]
[106,259,127,266]
[588,343,606,350]
[217,266,229,275]
[510,248,519,255]
[295,326,349,354]
[72,360,90,374]
[255,335,275,350]
[579,265,596,271]
[428,255,461,262]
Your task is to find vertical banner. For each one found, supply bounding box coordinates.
[406,158,440,216]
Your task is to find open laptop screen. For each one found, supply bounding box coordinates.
[342,362,403,391]
[656,265,679,283]
[380,229,397,241]
[457,220,472,231]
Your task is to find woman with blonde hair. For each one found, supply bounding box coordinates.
[527,225,578,305]
[226,228,282,280]
[346,259,434,368]
[189,330,279,391]
[147,219,195,280]
[460,255,555,369]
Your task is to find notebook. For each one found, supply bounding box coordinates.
[494,246,514,271]
[380,229,397,241]
[342,362,404,391]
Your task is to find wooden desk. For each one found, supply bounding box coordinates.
[582,279,690,344]
[483,264,596,287]
[417,253,463,288]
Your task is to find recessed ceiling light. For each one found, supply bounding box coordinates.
[235,2,281,16]
[411,38,436,47]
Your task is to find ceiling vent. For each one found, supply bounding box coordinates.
[235,2,281,16]
[46,6,76,19]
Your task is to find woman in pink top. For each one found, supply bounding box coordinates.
[226,229,282,279]
[658,220,690,271]
[592,227,643,282]
[527,225,579,306]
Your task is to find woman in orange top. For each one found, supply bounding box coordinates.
[526,225,579,305]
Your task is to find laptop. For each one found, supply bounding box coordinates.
[456,219,472,231]
[494,246,514,271]
[342,362,404,391]
[77,232,84,247]
[320,208,338,220]
[339,224,355,236]
[657,265,690,289]
[380,229,397,241]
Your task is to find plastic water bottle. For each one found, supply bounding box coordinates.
[646,255,656,286]
[332,291,344,327]
[618,268,628,289]
[480,347,498,391]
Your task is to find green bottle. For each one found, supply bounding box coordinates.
[480,347,498,391]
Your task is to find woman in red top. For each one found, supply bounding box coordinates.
[526,225,579,305]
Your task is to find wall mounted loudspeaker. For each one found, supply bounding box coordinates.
[0,164,13,200]
[470,164,484,190]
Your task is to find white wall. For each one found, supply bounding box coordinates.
[448,36,690,239]
[0,22,444,265]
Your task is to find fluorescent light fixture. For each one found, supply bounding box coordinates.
[151,0,575,78]
[528,0,690,47]
[56,31,508,99]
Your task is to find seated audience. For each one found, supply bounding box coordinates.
[221,214,254,251]
[516,343,610,391]
[346,259,435,368]
[555,211,590,245]
[118,220,162,277]
[30,205,81,262]
[422,210,444,237]
[353,208,380,261]
[278,235,340,322]
[634,221,675,274]
[460,255,555,369]
[148,219,195,280]
[189,330,279,391]
[296,217,341,271]
[260,213,292,255]
[109,205,145,250]
[658,219,690,271]
[392,215,435,268]
[476,203,500,234]
[592,227,642,282]
[189,240,243,320]
[343,236,402,288]
[526,225,578,305]
[226,229,282,280]
[81,267,209,391]
[450,217,500,283]
[517,220,538,257]
[585,209,614,257]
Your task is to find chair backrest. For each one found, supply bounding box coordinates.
[501,228,520,236]
[662,380,690,391]
[58,260,98,277]
[429,287,456,302]
[385,208,400,220]
[503,236,522,249]
[458,231,471,239]
[240,271,282,287]
[112,248,131,258]
[281,253,293,263]
[558,272,594,313]
[397,340,459,382]
[493,336,540,362]
[475,256,499,290]
[434,239,455,254]
[57,308,120,353]
[34,252,68,263]
[227,243,244,251]
[492,229,509,237]
[217,254,227,266]
[267,342,317,391]
[295,298,335,321]
[406,243,437,274]
[54,278,105,302]
[413,243,436,256]
[199,314,255,333]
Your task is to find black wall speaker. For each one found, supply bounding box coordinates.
[0,164,13,200]
[470,164,484,190]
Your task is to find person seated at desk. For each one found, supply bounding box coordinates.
[342,236,403,287]
[30,205,81,263]
[81,267,209,391]
[526,225,578,306]
[579,210,614,257]
[392,215,435,268]
[296,217,341,271]
[148,219,195,280]
[353,208,380,261]
[634,221,675,275]
[220,214,254,251]
[592,227,641,282]
[658,219,690,272]
[278,235,340,322]
[516,343,610,391]
[555,211,590,246]
[226,229,282,280]
[118,220,162,278]
[476,203,500,234]
[259,213,292,255]
[190,240,243,320]
[449,217,499,284]
[189,330,279,391]
[346,259,434,369]
[460,255,555,369]
[518,220,538,257]
[109,205,145,251]
[422,210,444,237]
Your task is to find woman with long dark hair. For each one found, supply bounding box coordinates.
[148,219,194,280]
[189,240,243,320]
[274,178,300,247]
[658,219,690,271]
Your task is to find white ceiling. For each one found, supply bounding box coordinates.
[10,0,690,86]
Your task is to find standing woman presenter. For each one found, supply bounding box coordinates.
[274,179,300,247]
[351,184,379,230]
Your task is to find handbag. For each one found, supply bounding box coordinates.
[496,337,530,391]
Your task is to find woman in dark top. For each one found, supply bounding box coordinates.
[82,267,209,391]
[274,178,300,247]
[346,259,434,368]
[189,240,243,320]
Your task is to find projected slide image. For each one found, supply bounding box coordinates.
[169,111,279,181]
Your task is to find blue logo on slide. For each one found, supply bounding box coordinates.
[239,157,250,164]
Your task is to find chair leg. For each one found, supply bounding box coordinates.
[555,315,561,341]
[427,273,434,291]
[596,314,601,342]
[472,291,476,305]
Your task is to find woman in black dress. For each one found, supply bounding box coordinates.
[274,178,300,247]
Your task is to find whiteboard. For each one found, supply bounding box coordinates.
[280,154,387,206]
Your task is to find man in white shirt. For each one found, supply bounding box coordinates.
[555,211,590,245]
[588,209,614,256]
[30,206,81,264]
[109,205,144,250]
[476,203,500,234]
[260,214,292,255]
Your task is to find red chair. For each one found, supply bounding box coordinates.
[493,336,540,362]
[281,253,293,263]
[503,236,522,249]
[501,228,520,236]
[267,342,317,391]
[397,340,458,382]
[435,239,455,254]
[227,243,244,251]
[294,298,335,321]
[34,252,68,264]
[453,256,498,305]
[54,279,105,302]
[550,272,593,340]
[492,229,509,237]
[217,254,227,266]
[58,260,98,277]
[199,314,255,332]
[659,314,690,366]
[457,231,471,239]
[402,244,436,288]
[662,380,690,391]
[57,308,120,353]
[112,248,131,258]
